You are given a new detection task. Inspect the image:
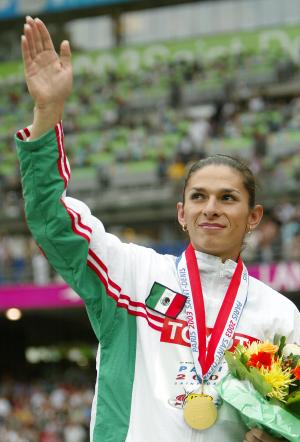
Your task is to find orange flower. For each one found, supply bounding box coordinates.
[247,351,273,369]
[293,366,300,380]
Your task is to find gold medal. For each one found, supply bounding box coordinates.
[183,393,218,430]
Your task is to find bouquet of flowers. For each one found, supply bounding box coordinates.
[216,336,300,442]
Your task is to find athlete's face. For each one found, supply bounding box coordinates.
[177,165,263,262]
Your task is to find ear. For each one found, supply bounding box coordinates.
[248,204,263,231]
[177,201,186,228]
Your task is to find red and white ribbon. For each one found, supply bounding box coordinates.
[177,243,248,381]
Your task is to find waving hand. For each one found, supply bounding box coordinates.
[21,17,73,138]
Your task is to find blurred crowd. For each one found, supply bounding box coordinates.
[1,51,300,203]
[242,201,300,262]
[0,377,93,442]
[0,238,52,285]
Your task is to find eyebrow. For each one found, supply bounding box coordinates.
[190,187,241,194]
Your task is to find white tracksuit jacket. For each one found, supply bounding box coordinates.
[15,123,300,442]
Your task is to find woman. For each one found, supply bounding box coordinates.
[16,17,299,442]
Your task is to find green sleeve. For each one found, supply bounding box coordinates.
[15,124,115,340]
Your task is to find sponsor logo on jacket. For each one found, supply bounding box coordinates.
[160,317,258,349]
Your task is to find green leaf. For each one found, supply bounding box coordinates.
[286,390,300,405]
[273,334,280,346]
[278,336,286,358]
[247,367,273,397]
[286,391,300,418]
[240,352,249,365]
[224,351,239,378]
[225,351,249,380]
[291,355,300,366]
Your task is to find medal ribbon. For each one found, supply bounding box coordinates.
[177,243,248,381]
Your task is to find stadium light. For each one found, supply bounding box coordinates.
[5,308,22,321]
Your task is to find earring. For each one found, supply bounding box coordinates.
[182,224,188,232]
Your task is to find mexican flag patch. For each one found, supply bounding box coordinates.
[146,282,187,319]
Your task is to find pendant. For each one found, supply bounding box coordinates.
[183,393,218,430]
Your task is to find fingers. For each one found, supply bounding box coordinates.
[24,22,36,59]
[31,19,44,53]
[21,34,32,69]
[250,428,279,442]
[35,17,55,52]
[244,428,264,442]
[244,428,283,442]
[60,40,72,67]
[243,432,260,442]
[23,16,56,58]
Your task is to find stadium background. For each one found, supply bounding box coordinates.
[0,0,300,440]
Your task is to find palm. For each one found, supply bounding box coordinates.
[22,18,72,107]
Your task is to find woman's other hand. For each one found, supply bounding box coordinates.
[244,428,287,442]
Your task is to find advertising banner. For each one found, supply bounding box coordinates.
[249,261,300,293]
[0,283,84,310]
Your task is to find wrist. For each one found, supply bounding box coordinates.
[34,102,64,122]
[30,103,64,140]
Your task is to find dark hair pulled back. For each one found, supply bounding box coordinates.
[182,154,256,208]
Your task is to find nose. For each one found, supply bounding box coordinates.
[203,196,220,218]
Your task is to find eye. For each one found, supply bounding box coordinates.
[222,194,235,201]
[191,192,205,200]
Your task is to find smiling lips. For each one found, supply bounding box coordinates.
[199,223,226,229]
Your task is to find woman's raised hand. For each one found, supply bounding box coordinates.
[22,16,72,108]
[21,17,73,138]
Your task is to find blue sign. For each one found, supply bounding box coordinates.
[0,0,138,20]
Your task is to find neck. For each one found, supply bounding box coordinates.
[191,245,240,263]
